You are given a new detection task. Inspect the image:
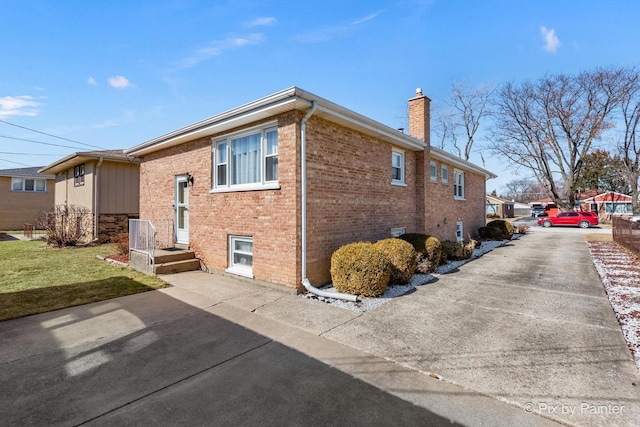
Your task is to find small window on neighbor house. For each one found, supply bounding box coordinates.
[10,177,47,192]
[430,161,437,182]
[456,221,463,242]
[227,235,253,278]
[441,164,449,184]
[391,149,405,185]
[454,170,464,199]
[390,227,406,237]
[74,164,85,186]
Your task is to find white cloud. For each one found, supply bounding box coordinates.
[0,95,41,118]
[540,26,560,53]
[352,12,381,25]
[87,76,97,85]
[108,75,133,89]
[295,11,381,43]
[183,33,264,67]
[246,17,277,27]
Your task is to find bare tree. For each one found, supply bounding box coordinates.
[501,178,547,203]
[490,68,624,210]
[617,67,640,212]
[433,81,494,160]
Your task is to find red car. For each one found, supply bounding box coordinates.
[538,211,599,228]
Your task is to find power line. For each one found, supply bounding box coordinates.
[0,119,103,150]
[0,134,87,150]
[0,151,60,156]
[0,158,33,167]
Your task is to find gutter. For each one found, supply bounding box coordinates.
[300,101,358,302]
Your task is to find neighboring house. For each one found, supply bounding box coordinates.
[486,195,515,218]
[126,87,496,290]
[577,191,634,220]
[0,167,55,230]
[39,150,140,242]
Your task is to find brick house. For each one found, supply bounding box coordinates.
[126,87,496,290]
[577,191,634,219]
[0,167,55,231]
[39,150,140,242]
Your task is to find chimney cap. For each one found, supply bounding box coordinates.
[416,87,423,95]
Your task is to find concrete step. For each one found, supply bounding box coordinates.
[155,249,196,264]
[154,258,201,275]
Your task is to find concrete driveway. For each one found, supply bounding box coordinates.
[1,225,637,426]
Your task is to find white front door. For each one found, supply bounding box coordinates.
[175,175,189,245]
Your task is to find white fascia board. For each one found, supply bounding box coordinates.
[313,104,425,151]
[430,146,497,179]
[126,87,304,156]
[126,86,426,156]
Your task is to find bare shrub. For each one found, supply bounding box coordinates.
[36,205,93,248]
[113,232,130,255]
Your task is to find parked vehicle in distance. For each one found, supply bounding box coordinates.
[538,211,599,228]
[531,206,546,217]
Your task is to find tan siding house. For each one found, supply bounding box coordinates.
[39,150,140,242]
[0,167,55,230]
[126,87,496,290]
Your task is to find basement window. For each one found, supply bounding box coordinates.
[226,235,253,278]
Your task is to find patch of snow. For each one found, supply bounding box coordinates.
[302,238,512,313]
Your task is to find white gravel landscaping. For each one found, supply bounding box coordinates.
[588,241,640,373]
[303,239,510,313]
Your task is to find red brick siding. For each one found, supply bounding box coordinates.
[423,160,486,241]
[304,116,420,285]
[139,113,300,288]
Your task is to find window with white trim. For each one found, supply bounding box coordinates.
[390,227,406,237]
[11,178,47,192]
[213,125,278,191]
[430,160,437,182]
[227,235,253,277]
[391,149,405,185]
[441,164,449,184]
[456,221,463,243]
[454,170,464,199]
[74,164,85,186]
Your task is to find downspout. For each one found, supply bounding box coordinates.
[93,157,104,242]
[300,101,358,302]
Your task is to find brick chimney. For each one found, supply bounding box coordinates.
[408,87,431,148]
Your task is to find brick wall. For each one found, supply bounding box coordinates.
[139,112,301,288]
[305,116,421,285]
[423,160,486,241]
[98,213,138,243]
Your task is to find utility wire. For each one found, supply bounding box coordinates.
[0,119,103,150]
[0,158,33,167]
[0,134,87,150]
[0,151,60,156]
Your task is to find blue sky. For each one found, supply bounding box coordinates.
[1,0,639,192]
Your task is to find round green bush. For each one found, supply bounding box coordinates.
[374,238,417,284]
[486,220,514,240]
[330,242,391,297]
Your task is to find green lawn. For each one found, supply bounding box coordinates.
[0,240,168,321]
